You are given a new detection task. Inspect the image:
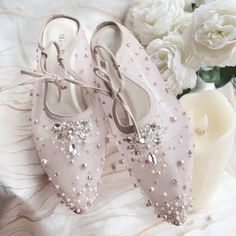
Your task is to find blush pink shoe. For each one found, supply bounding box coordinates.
[4,15,107,214]
[91,22,194,225]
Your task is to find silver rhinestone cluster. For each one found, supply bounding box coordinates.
[124,121,163,165]
[51,120,91,157]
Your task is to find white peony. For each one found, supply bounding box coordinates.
[184,0,236,67]
[125,0,185,45]
[147,33,197,96]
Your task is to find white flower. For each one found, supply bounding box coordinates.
[125,0,185,45]
[173,12,192,34]
[184,0,236,67]
[184,0,194,12]
[147,33,197,96]
[185,0,216,10]
[194,0,217,6]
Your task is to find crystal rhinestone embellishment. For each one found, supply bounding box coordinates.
[69,142,77,156]
[51,120,91,157]
[123,121,163,165]
[148,152,158,165]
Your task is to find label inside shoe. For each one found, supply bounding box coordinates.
[58,33,65,55]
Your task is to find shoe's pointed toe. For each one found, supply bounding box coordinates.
[32,112,105,212]
[122,114,193,225]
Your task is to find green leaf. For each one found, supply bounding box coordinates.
[192,3,198,11]
[177,88,191,100]
[197,66,236,88]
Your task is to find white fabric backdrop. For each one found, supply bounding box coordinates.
[0,1,236,235]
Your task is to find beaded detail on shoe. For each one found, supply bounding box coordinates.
[123,121,163,161]
[51,120,92,158]
[155,194,193,226]
[122,120,193,226]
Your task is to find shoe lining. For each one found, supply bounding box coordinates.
[93,24,151,127]
[42,18,87,116]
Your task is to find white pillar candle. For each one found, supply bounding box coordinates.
[180,90,236,210]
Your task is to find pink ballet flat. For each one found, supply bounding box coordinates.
[1,15,107,214]
[91,21,194,225]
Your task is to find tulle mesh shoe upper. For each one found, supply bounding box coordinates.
[28,15,107,213]
[91,21,194,225]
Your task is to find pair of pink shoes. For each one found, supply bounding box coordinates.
[6,15,194,225]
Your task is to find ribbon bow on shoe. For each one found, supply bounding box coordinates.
[0,41,96,101]
[0,41,70,98]
[93,45,142,140]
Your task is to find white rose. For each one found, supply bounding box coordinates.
[147,33,197,96]
[173,12,192,34]
[125,0,185,45]
[194,0,216,6]
[185,0,216,10]
[184,0,194,12]
[184,1,236,67]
